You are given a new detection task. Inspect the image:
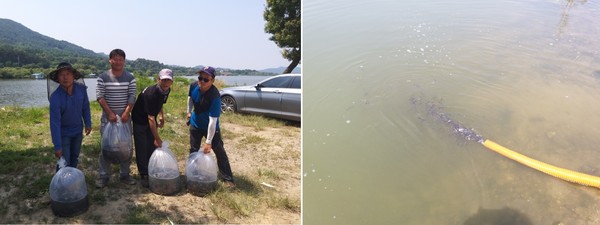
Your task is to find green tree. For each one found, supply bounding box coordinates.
[264,0,301,74]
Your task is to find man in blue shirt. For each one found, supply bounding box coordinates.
[48,62,92,171]
[187,66,235,187]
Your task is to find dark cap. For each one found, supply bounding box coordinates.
[48,62,82,82]
[197,66,216,78]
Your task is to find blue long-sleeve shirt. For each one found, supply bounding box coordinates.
[49,83,92,151]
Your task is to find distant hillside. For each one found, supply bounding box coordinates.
[0,18,188,78]
[0,18,102,59]
[0,18,105,75]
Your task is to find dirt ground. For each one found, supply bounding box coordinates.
[4,121,301,224]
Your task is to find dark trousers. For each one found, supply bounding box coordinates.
[56,133,83,172]
[133,123,155,177]
[189,125,234,182]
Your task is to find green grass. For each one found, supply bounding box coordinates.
[267,195,301,213]
[206,174,301,222]
[124,203,160,223]
[208,175,261,221]
[0,106,58,176]
[0,200,8,218]
[221,112,288,131]
[16,174,52,199]
[239,134,267,145]
[257,168,281,180]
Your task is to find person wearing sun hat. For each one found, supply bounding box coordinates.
[131,68,174,188]
[48,62,92,171]
[187,66,235,188]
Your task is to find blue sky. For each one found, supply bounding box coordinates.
[0,0,292,70]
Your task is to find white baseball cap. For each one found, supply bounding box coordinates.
[159,69,173,80]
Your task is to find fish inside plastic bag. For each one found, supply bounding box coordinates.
[185,151,218,196]
[148,141,181,195]
[101,115,132,164]
[49,157,89,217]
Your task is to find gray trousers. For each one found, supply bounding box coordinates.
[98,113,133,179]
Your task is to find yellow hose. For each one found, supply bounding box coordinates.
[482,139,600,188]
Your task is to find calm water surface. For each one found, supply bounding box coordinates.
[0,76,269,107]
[304,0,600,224]
[0,78,98,108]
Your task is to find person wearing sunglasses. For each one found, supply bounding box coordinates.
[186,66,235,188]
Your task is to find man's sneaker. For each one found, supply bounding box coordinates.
[95,178,108,188]
[120,175,136,185]
[140,175,149,188]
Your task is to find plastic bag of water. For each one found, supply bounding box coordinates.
[148,141,181,195]
[101,115,132,163]
[185,151,218,196]
[49,160,89,217]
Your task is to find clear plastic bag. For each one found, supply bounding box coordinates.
[148,141,181,195]
[101,115,132,163]
[49,164,89,217]
[185,151,218,196]
[49,167,87,202]
[149,141,179,179]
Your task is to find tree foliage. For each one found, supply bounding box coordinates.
[264,0,301,74]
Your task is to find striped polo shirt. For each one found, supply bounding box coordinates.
[96,70,136,114]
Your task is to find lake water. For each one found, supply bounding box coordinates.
[0,76,270,108]
[303,0,600,225]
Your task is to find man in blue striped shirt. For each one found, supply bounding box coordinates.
[95,49,137,188]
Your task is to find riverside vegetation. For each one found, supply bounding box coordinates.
[0,76,300,224]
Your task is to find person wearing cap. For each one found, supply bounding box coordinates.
[48,62,92,171]
[187,66,235,188]
[95,49,137,188]
[131,69,173,188]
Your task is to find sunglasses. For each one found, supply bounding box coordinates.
[199,77,211,82]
